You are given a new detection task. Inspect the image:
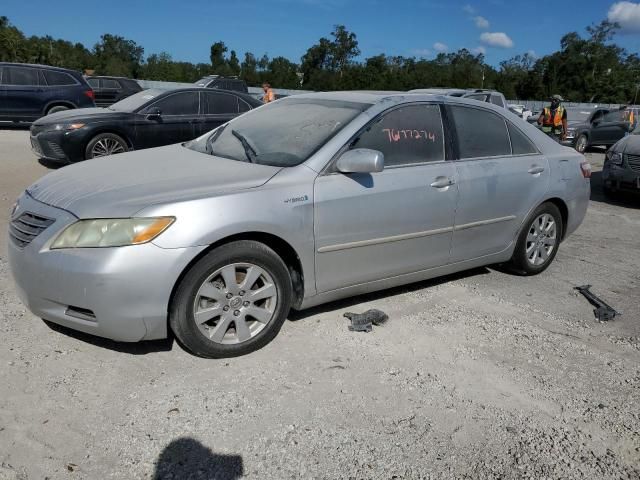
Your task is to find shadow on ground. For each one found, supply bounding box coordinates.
[43,319,174,355]
[289,266,491,322]
[153,437,243,480]
[0,122,30,131]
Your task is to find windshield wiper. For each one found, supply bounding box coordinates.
[232,129,257,163]
[206,124,228,154]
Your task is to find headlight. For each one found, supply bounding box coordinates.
[52,123,85,131]
[609,152,622,165]
[51,217,175,249]
[566,128,576,137]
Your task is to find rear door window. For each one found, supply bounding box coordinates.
[450,105,511,158]
[202,91,239,114]
[145,92,199,115]
[4,66,40,86]
[43,70,77,86]
[352,104,445,167]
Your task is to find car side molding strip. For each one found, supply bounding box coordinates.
[317,226,454,253]
[453,215,517,231]
[317,215,517,253]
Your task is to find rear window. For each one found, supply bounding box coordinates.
[451,105,511,158]
[43,70,77,86]
[87,78,100,88]
[490,95,504,107]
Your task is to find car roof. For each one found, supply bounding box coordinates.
[409,88,468,96]
[87,75,136,80]
[158,87,261,105]
[0,62,80,74]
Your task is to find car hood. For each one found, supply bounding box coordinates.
[567,120,588,129]
[27,144,282,218]
[612,134,640,153]
[33,107,130,125]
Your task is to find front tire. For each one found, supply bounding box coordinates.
[170,241,293,358]
[85,133,128,159]
[575,134,588,153]
[509,203,563,275]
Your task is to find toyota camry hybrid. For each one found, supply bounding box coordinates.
[8,92,591,358]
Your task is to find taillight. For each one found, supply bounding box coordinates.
[84,89,95,100]
[580,160,592,178]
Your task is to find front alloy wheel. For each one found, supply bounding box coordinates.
[575,134,588,153]
[193,263,277,344]
[170,241,293,358]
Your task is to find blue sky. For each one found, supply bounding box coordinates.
[3,0,640,66]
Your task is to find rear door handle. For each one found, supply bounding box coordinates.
[430,176,455,188]
[528,166,545,175]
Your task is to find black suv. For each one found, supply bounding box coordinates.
[0,63,95,122]
[195,75,248,93]
[85,76,142,107]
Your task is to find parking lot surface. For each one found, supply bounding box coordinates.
[0,127,639,479]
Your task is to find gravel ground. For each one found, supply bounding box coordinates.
[0,128,639,479]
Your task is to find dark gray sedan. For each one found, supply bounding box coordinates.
[602,126,640,196]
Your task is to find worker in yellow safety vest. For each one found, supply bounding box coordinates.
[538,94,568,142]
[620,105,636,132]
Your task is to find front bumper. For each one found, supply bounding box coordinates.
[29,126,89,163]
[602,161,640,194]
[8,193,206,342]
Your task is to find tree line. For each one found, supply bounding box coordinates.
[1,16,638,103]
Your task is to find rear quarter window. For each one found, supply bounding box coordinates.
[43,70,77,86]
[507,122,537,155]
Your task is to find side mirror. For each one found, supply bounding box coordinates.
[146,107,162,120]
[336,148,384,174]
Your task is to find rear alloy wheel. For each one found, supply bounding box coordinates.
[46,105,70,115]
[509,203,562,275]
[575,134,588,153]
[170,241,292,358]
[86,133,128,159]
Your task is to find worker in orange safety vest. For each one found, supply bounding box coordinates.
[538,94,568,142]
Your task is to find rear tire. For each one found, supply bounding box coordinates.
[85,133,128,159]
[170,241,293,358]
[508,202,563,276]
[46,105,70,115]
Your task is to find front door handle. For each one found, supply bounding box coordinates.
[430,176,455,188]
[528,165,545,175]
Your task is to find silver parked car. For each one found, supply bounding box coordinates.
[8,92,591,358]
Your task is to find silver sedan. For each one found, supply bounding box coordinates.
[8,92,591,357]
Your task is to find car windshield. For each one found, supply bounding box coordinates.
[186,98,369,167]
[565,108,595,122]
[195,77,213,86]
[108,89,163,111]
